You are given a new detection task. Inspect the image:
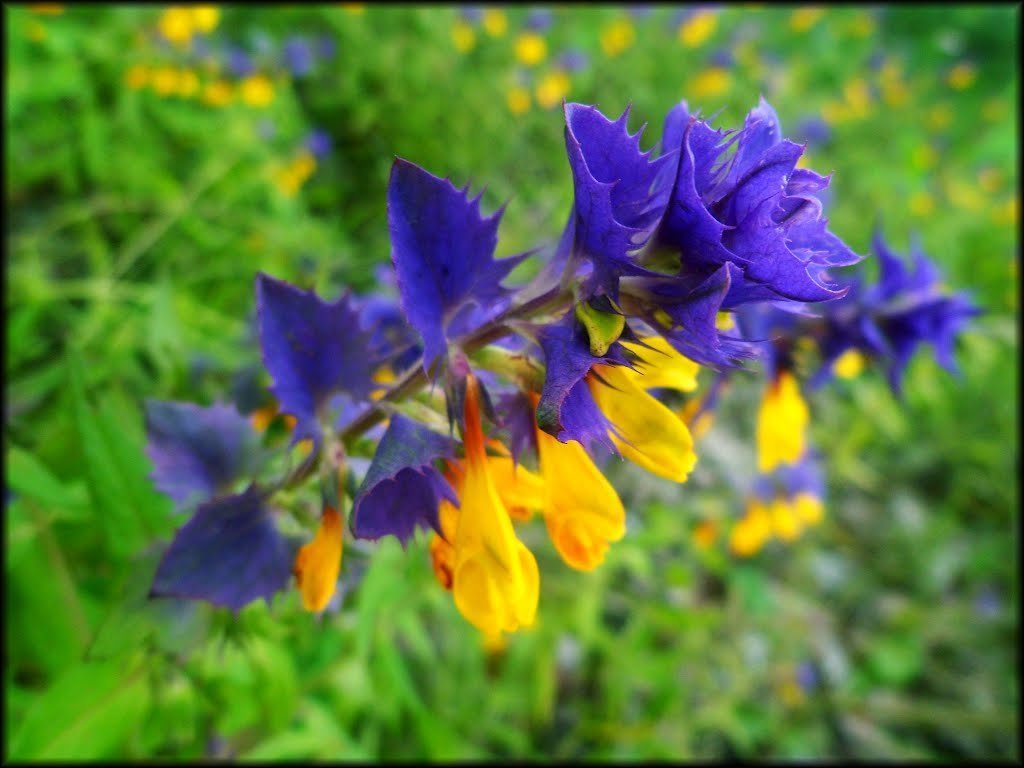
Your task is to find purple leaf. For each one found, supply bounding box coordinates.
[144,400,260,510]
[351,414,457,544]
[387,158,525,374]
[149,487,295,611]
[256,273,375,440]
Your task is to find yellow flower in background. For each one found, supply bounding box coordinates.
[947,62,977,90]
[690,67,730,99]
[693,519,718,550]
[820,100,850,125]
[481,8,507,37]
[535,70,570,109]
[451,20,476,53]
[451,376,539,637]
[202,79,233,107]
[978,168,1003,195]
[946,178,985,212]
[730,501,773,557]
[678,10,717,48]
[340,3,365,14]
[793,492,824,526]
[756,370,808,473]
[158,7,194,46]
[832,349,865,380]
[190,6,220,34]
[29,4,64,13]
[982,98,1007,122]
[240,74,274,107]
[909,191,935,217]
[843,77,872,118]
[175,68,200,98]
[293,505,344,612]
[600,17,635,57]
[506,85,531,115]
[881,78,909,108]
[681,395,714,442]
[621,336,700,393]
[151,66,180,96]
[848,11,875,37]
[769,498,803,542]
[789,7,825,32]
[927,103,953,132]
[992,197,1017,227]
[515,32,547,66]
[124,64,149,90]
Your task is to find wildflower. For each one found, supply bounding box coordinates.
[789,7,825,32]
[909,191,934,217]
[190,6,220,34]
[158,7,195,46]
[947,61,977,90]
[226,46,255,78]
[729,500,772,557]
[450,376,539,636]
[202,79,233,107]
[175,68,200,98]
[525,8,553,32]
[151,66,180,96]
[677,9,717,48]
[600,17,635,57]
[689,67,730,99]
[125,64,149,90]
[451,20,476,53]
[557,48,589,73]
[756,370,808,473]
[515,31,547,66]
[831,348,865,379]
[692,519,718,550]
[294,505,343,611]
[506,84,531,114]
[240,74,274,107]
[481,8,507,37]
[532,394,625,571]
[282,36,315,77]
[535,69,570,109]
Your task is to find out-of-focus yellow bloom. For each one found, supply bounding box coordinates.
[600,17,635,57]
[240,74,274,107]
[451,376,539,637]
[793,492,824,525]
[451,20,476,53]
[535,70,570,109]
[514,31,547,66]
[756,370,808,473]
[847,11,875,37]
[832,349,865,380]
[506,85,531,115]
[796,153,814,170]
[481,8,507,37]
[678,10,717,47]
[715,311,735,332]
[820,100,850,125]
[778,677,805,707]
[947,62,977,90]
[201,79,233,107]
[293,505,343,612]
[190,6,219,33]
[843,77,872,118]
[992,196,1018,227]
[789,7,824,32]
[151,66,180,96]
[175,68,200,98]
[693,519,718,550]
[909,191,935,217]
[29,4,64,13]
[588,363,698,483]
[535,409,625,572]
[730,501,773,557]
[881,78,910,108]
[340,3,365,14]
[690,67,730,99]
[124,64,149,90]
[927,103,953,131]
[158,7,194,46]
[274,150,317,197]
[26,20,47,41]
[946,178,985,212]
[982,98,1007,123]
[770,498,803,542]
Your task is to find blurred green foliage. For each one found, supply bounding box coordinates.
[5,4,1018,760]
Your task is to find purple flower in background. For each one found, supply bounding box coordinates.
[974,585,1002,619]
[460,6,483,24]
[708,47,735,68]
[525,8,553,32]
[306,129,333,159]
[226,45,255,77]
[282,36,315,77]
[795,116,833,148]
[558,48,590,72]
[796,661,819,692]
[316,34,337,61]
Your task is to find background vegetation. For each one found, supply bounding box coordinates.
[5,4,1018,760]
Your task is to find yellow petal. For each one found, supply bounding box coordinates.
[770,498,803,542]
[294,506,343,612]
[589,364,698,482]
[621,336,700,392]
[535,425,625,571]
[755,370,808,473]
[793,492,824,525]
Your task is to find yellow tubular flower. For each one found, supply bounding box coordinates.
[158,7,194,46]
[481,8,507,37]
[452,376,539,637]
[514,32,547,66]
[190,6,220,34]
[588,364,697,482]
[832,349,865,380]
[484,453,546,521]
[793,492,824,525]
[769,497,803,542]
[730,500,773,557]
[294,505,343,612]
[621,336,700,393]
[535,418,625,572]
[756,370,808,473]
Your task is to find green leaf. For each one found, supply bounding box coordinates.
[8,656,149,760]
[6,445,91,520]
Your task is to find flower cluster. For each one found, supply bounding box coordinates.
[145,97,975,644]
